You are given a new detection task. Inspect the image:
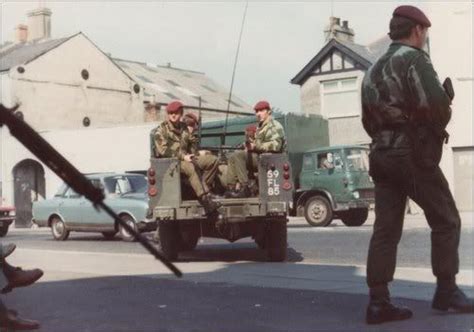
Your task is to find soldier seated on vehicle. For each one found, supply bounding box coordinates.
[225,100,286,198]
[152,101,221,215]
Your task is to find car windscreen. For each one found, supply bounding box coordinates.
[104,175,147,195]
[54,183,68,197]
[346,149,369,171]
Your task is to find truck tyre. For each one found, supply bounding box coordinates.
[51,216,70,241]
[119,214,137,242]
[304,196,333,227]
[156,220,179,260]
[265,219,287,262]
[180,232,199,251]
[0,224,9,237]
[341,208,368,227]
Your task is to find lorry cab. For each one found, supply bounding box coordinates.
[296,145,374,227]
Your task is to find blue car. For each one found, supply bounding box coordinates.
[33,173,155,241]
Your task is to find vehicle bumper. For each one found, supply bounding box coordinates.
[334,199,372,211]
[0,217,15,226]
[137,219,158,232]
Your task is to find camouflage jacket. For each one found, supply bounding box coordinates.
[361,42,451,144]
[254,117,285,153]
[153,121,197,160]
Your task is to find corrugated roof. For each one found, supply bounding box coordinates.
[0,35,74,72]
[114,58,253,115]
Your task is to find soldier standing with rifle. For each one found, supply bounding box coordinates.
[361,5,473,325]
[153,101,220,214]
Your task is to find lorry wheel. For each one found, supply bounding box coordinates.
[0,224,9,237]
[119,214,137,242]
[180,232,199,251]
[51,216,70,241]
[304,196,333,227]
[265,219,287,262]
[156,220,179,260]
[341,208,368,227]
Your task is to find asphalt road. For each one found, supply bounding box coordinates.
[3,212,474,332]
[7,212,474,269]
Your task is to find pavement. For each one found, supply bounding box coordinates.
[3,212,474,331]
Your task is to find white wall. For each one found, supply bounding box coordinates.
[1,123,156,205]
[8,33,144,131]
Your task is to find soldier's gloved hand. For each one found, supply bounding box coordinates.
[184,154,195,162]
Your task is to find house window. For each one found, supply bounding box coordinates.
[321,78,359,118]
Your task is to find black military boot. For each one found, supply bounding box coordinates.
[366,298,413,324]
[432,278,474,313]
[199,193,221,215]
[225,185,251,199]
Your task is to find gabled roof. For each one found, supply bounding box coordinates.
[114,58,253,114]
[0,34,77,72]
[291,37,390,86]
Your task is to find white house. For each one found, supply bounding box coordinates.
[0,6,253,226]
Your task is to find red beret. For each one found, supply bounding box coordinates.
[183,112,198,126]
[245,124,257,134]
[393,5,431,27]
[166,100,184,113]
[254,100,271,111]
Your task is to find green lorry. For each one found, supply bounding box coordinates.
[200,113,374,227]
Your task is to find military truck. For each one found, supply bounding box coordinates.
[200,113,374,227]
[147,128,294,261]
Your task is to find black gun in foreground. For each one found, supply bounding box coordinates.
[0,104,182,278]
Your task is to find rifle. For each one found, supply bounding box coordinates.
[0,104,182,278]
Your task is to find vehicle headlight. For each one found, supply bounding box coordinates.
[352,191,360,199]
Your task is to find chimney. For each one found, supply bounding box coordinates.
[324,16,355,43]
[27,7,52,41]
[15,24,28,43]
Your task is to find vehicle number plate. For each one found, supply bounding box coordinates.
[267,170,280,196]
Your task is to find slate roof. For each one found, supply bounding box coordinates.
[0,35,75,72]
[291,36,391,85]
[114,58,253,115]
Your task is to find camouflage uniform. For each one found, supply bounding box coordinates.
[153,121,219,198]
[226,117,285,186]
[361,42,460,291]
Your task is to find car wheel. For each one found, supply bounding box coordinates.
[51,216,70,241]
[102,231,117,240]
[118,214,137,242]
[265,219,287,262]
[304,195,333,227]
[340,208,369,227]
[0,224,9,237]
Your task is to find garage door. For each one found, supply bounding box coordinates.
[453,147,473,211]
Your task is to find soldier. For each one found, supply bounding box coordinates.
[153,101,220,214]
[225,100,285,198]
[361,5,473,325]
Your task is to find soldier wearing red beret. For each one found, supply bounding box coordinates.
[362,5,473,325]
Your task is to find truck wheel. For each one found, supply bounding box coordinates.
[341,208,368,227]
[0,224,9,237]
[156,220,179,260]
[265,219,287,262]
[180,232,199,251]
[119,214,137,242]
[51,216,70,241]
[304,196,333,227]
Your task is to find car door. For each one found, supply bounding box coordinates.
[58,187,83,228]
[78,178,113,231]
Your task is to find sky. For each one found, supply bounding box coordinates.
[0,1,458,113]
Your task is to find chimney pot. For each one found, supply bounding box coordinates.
[27,7,52,41]
[15,24,28,43]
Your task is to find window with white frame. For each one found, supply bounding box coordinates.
[320,78,360,118]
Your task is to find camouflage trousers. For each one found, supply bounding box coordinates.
[226,150,259,186]
[180,154,219,198]
[367,149,461,291]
